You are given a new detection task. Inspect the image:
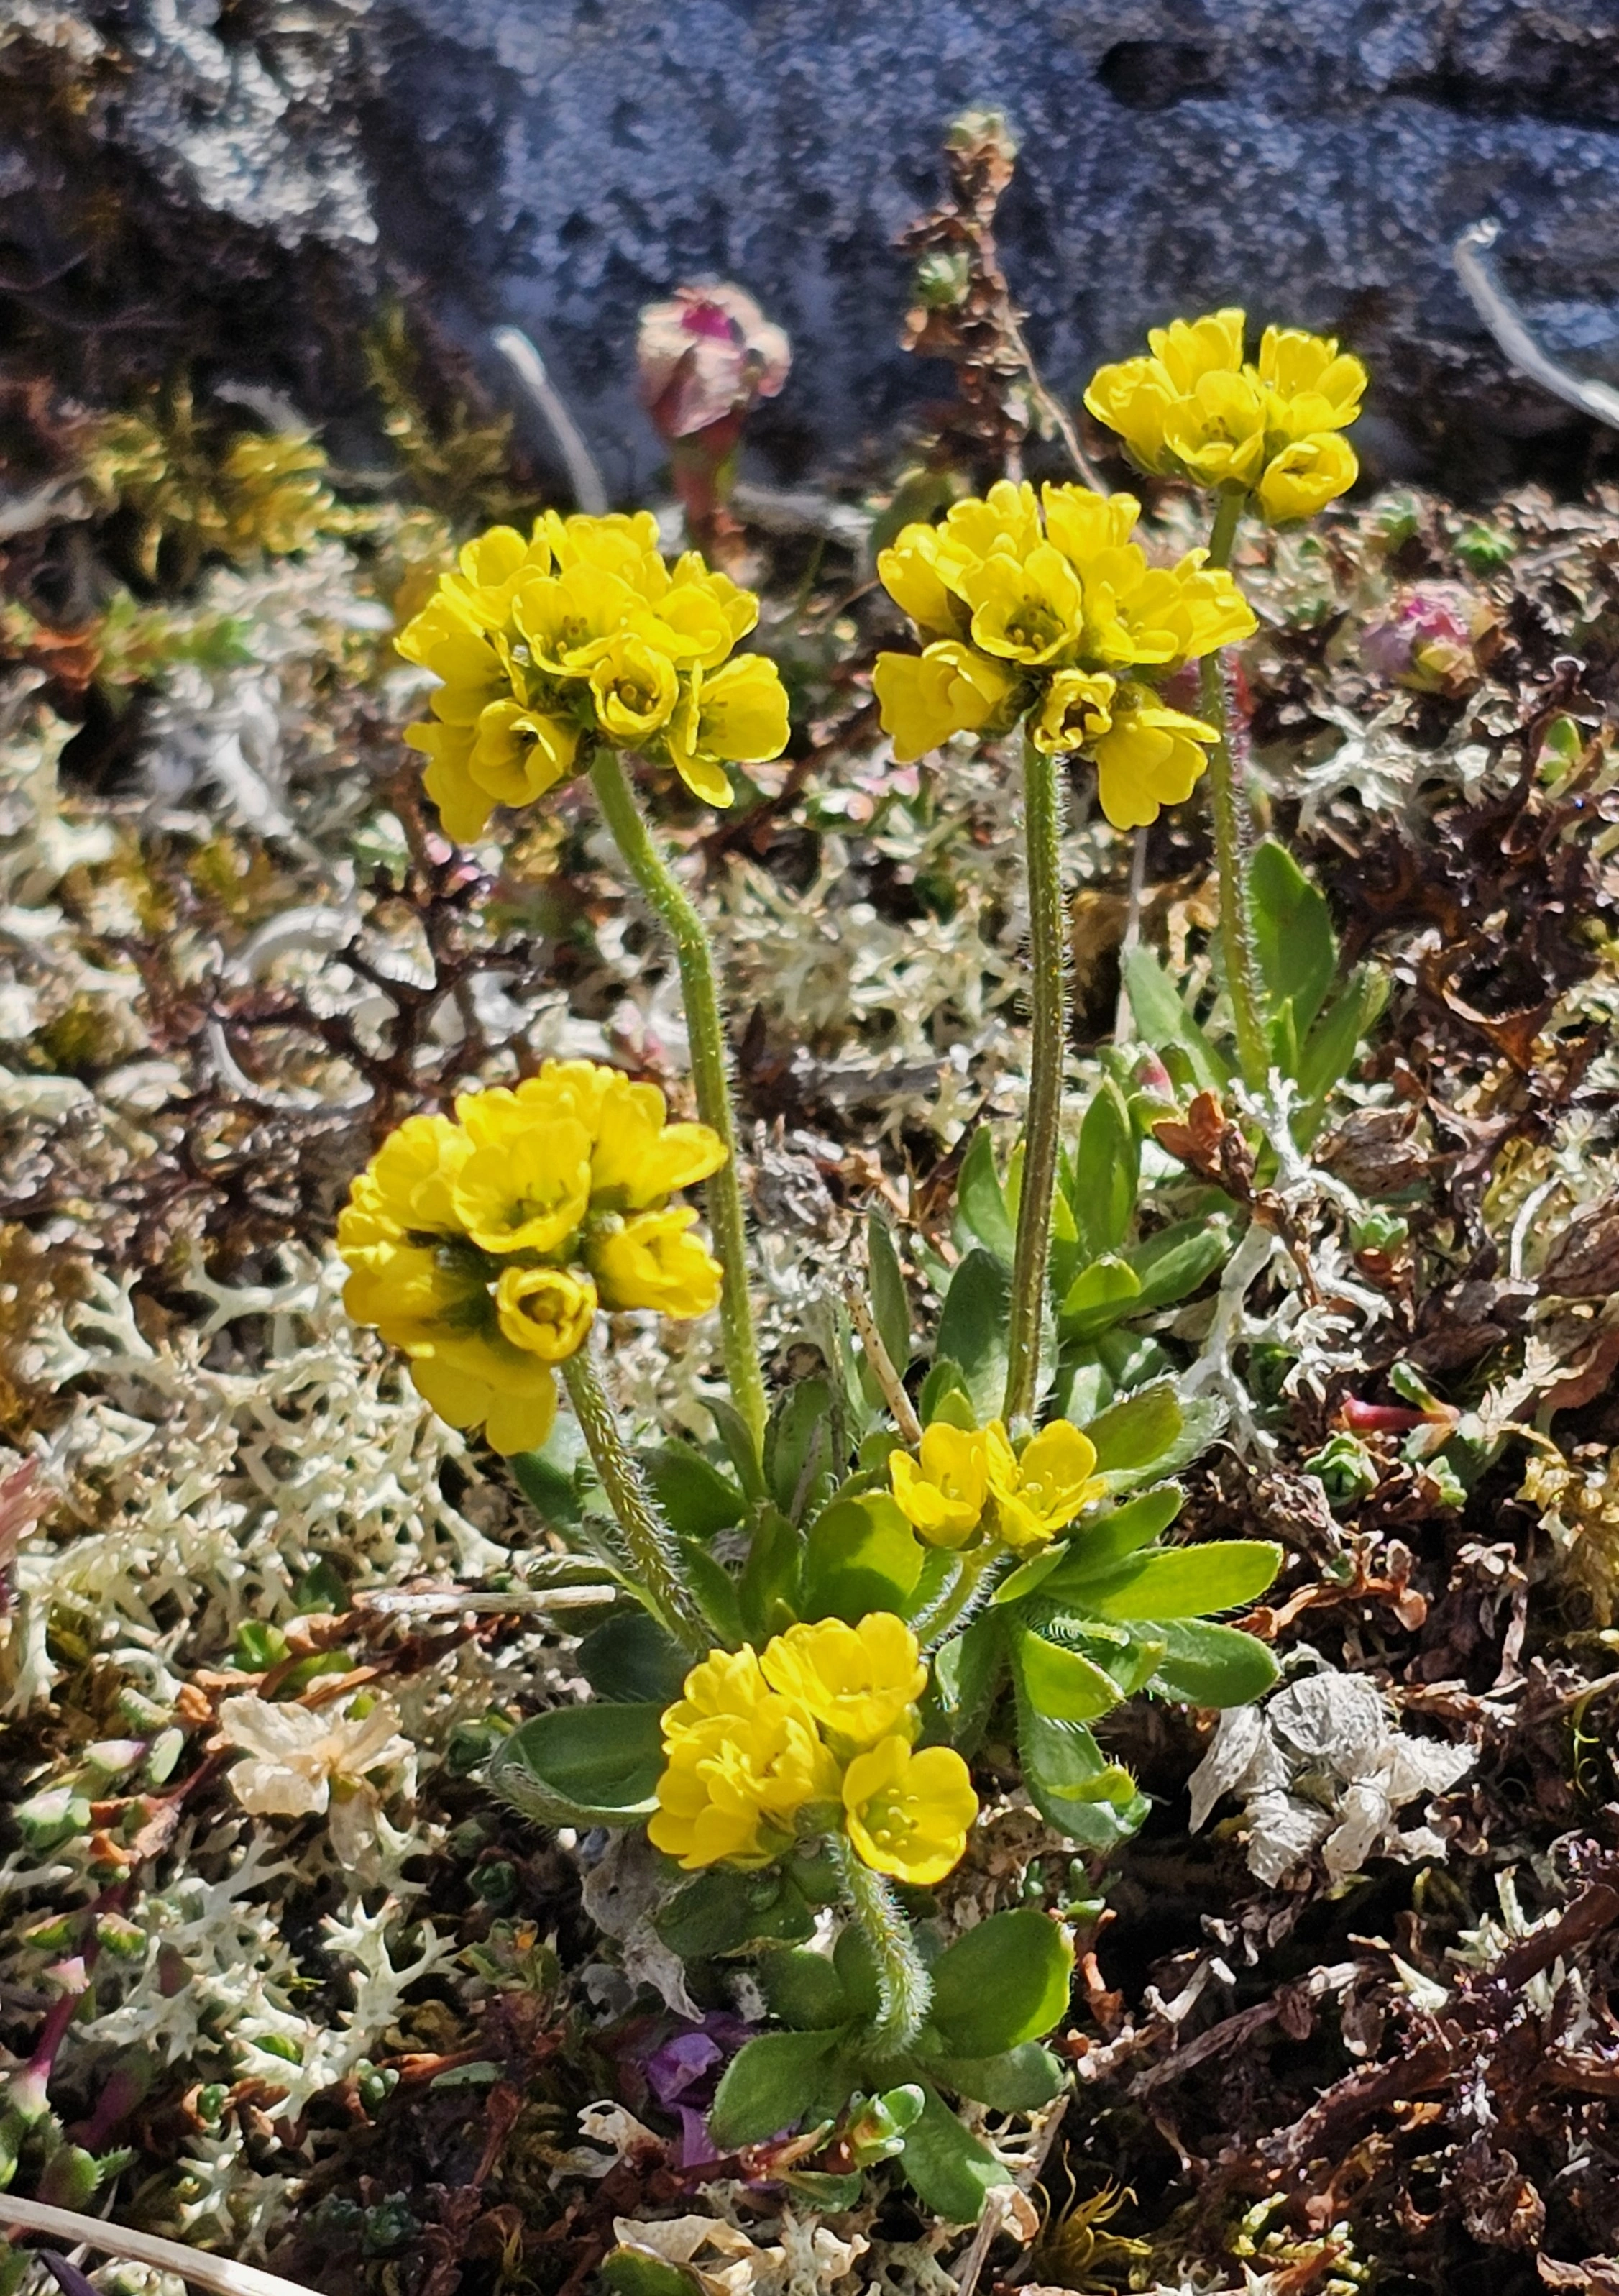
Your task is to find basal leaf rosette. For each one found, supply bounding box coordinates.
[888,1413,1106,1553]
[871,478,1255,826]
[1084,308,1366,525]
[337,1058,725,1453]
[650,1616,978,1888]
[396,510,792,840]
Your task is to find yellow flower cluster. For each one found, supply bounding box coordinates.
[871,480,1255,828]
[1085,310,1366,526]
[338,1060,725,1455]
[396,512,792,842]
[650,1614,978,1887]
[889,1415,1104,1552]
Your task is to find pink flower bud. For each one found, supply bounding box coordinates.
[1361,585,1480,695]
[636,283,791,444]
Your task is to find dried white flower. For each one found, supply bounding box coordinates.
[1188,1668,1474,1886]
[218,1693,414,1869]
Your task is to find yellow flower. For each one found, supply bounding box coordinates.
[638,584,735,669]
[888,1422,991,1547]
[760,1615,927,1752]
[872,641,1015,765]
[1030,667,1116,756]
[841,1736,978,1886]
[1256,431,1359,523]
[589,1208,722,1317]
[985,1418,1105,1548]
[652,1645,839,1870]
[669,554,760,646]
[449,1117,594,1255]
[543,508,667,594]
[1040,482,1142,571]
[339,1239,559,1457]
[585,1079,726,1209]
[666,654,792,808]
[395,593,510,725]
[404,719,492,843]
[957,543,1085,667]
[342,1112,471,1248]
[588,632,680,745]
[467,700,579,807]
[877,524,969,639]
[494,1264,597,1360]
[1147,308,1247,394]
[1159,370,1269,491]
[935,478,1042,577]
[1091,684,1219,830]
[513,562,639,677]
[1254,326,1366,431]
[411,1348,558,1456]
[441,523,554,631]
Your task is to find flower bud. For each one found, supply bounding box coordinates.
[1361,585,1482,696]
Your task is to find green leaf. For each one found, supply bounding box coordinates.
[1075,1540,1282,1620]
[833,1921,880,2020]
[955,1126,1015,1261]
[708,1396,766,1502]
[508,1417,586,1527]
[1294,964,1389,1139]
[929,1907,1075,2056]
[767,1378,835,1520]
[919,1358,973,1427]
[654,1866,816,1959]
[935,1249,1011,1423]
[925,1611,1004,1752]
[601,2251,702,2296]
[738,1505,802,1644]
[759,1947,852,2031]
[1125,1218,1229,1313]
[642,1444,746,1539]
[1146,1617,1280,1706]
[1013,1690,1150,1851]
[991,1544,1069,1606]
[488,1703,664,1827]
[899,2084,1010,2223]
[574,1611,689,1706]
[708,2029,853,2149]
[1060,1254,1142,1341]
[679,1540,744,1645]
[1121,947,1230,1094]
[927,2043,1065,2114]
[1041,1484,1183,1586]
[1009,1626,1124,1723]
[1073,1081,1139,1260]
[800,1491,925,1625]
[1082,1381,1183,1476]
[867,1212,912,1376]
[1249,838,1336,1034]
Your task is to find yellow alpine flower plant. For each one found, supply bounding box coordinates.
[396,510,791,840]
[338,1058,725,1455]
[651,1616,978,1888]
[871,478,1255,828]
[889,1414,1105,1551]
[1084,308,1366,524]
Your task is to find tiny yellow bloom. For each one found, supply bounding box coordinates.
[405,718,492,843]
[1254,326,1366,429]
[467,700,579,807]
[395,594,511,726]
[541,508,668,598]
[409,1347,558,1456]
[1160,370,1269,491]
[1030,667,1116,756]
[352,1112,472,1238]
[872,641,1014,765]
[888,1422,991,1547]
[494,1263,597,1360]
[1091,683,1219,831]
[877,523,969,639]
[669,553,760,646]
[513,562,639,677]
[1039,482,1142,572]
[589,1207,722,1317]
[1147,307,1247,393]
[1083,355,1175,474]
[935,478,1042,577]
[666,654,791,807]
[650,1698,840,1868]
[638,584,735,669]
[588,632,680,745]
[760,1614,926,1753]
[1256,432,1359,523]
[661,1643,774,1747]
[986,1417,1105,1548]
[449,1117,593,1255]
[586,1078,727,1209]
[441,522,554,631]
[841,1735,978,1886]
[957,542,1085,667]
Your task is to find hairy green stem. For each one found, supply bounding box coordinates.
[912,1543,996,1650]
[561,1348,710,1651]
[1003,727,1067,1435]
[588,747,768,1459]
[835,1837,933,2054]
[1200,488,1269,1089]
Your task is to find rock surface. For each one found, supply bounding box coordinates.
[5,0,1619,492]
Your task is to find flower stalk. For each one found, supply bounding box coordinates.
[1199,487,1269,1089]
[561,1348,710,1651]
[1004,726,1067,1433]
[588,746,769,1458]
[834,1835,933,2054]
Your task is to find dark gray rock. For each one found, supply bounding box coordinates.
[5,0,1619,495]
